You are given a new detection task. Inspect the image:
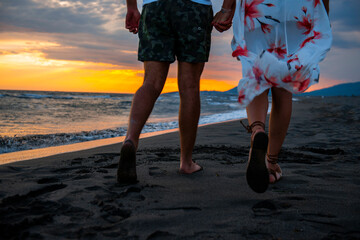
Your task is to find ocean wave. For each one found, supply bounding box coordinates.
[0,128,127,154]
[71,94,115,99]
[0,92,125,100]
[199,109,247,125]
[0,121,182,154]
[3,93,75,100]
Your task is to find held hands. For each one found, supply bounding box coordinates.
[126,7,140,34]
[212,7,235,33]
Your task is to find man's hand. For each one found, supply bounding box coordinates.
[126,7,140,34]
[212,7,235,33]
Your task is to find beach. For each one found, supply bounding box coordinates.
[0,96,359,239]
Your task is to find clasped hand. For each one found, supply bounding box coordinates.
[212,8,235,33]
[126,7,140,34]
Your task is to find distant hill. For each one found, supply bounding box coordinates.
[222,82,360,97]
[223,87,238,95]
[300,81,360,97]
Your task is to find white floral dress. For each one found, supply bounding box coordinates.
[231,0,332,107]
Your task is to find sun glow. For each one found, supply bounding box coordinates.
[0,36,240,94]
[0,45,238,94]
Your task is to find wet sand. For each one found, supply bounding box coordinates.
[0,96,359,239]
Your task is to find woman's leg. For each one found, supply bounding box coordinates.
[245,89,270,193]
[246,89,270,134]
[268,87,293,183]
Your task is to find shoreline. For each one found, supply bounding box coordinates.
[0,119,244,166]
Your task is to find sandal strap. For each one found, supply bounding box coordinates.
[240,120,265,133]
[266,154,279,165]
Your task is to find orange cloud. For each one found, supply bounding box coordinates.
[0,37,241,94]
[0,48,239,93]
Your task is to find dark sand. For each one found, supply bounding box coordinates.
[0,96,359,239]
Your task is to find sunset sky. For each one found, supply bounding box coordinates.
[0,0,359,94]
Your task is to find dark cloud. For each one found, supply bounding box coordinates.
[0,0,106,34]
[326,0,360,49]
[331,34,360,49]
[329,0,360,30]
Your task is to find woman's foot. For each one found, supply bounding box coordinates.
[242,121,269,193]
[179,161,203,174]
[267,154,282,183]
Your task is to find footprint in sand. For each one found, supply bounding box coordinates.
[37,177,60,184]
[252,200,278,216]
[301,212,341,228]
[100,204,131,223]
[1,183,67,205]
[147,231,176,239]
[149,167,167,177]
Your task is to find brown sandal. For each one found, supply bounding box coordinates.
[240,120,269,193]
[266,154,282,183]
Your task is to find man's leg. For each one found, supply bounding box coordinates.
[177,61,204,174]
[117,61,170,183]
[125,61,170,148]
[267,87,292,183]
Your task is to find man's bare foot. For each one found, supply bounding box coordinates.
[179,161,203,174]
[117,139,137,184]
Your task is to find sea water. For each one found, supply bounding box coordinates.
[0,90,246,154]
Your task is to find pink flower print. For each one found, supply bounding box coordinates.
[298,78,310,92]
[257,19,272,33]
[252,65,263,85]
[313,31,322,38]
[232,45,249,57]
[264,3,274,7]
[264,74,278,87]
[261,23,272,33]
[245,0,264,30]
[314,0,320,7]
[238,90,246,104]
[267,40,287,59]
[287,56,299,64]
[282,74,292,83]
[296,14,314,35]
[302,6,307,14]
[295,65,304,71]
[308,0,320,8]
[264,66,278,86]
[300,31,322,48]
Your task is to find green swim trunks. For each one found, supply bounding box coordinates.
[138,0,213,63]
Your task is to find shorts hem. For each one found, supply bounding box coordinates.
[138,57,175,63]
[177,59,209,63]
[177,56,209,63]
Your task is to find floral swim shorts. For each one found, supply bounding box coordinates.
[138,0,213,63]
